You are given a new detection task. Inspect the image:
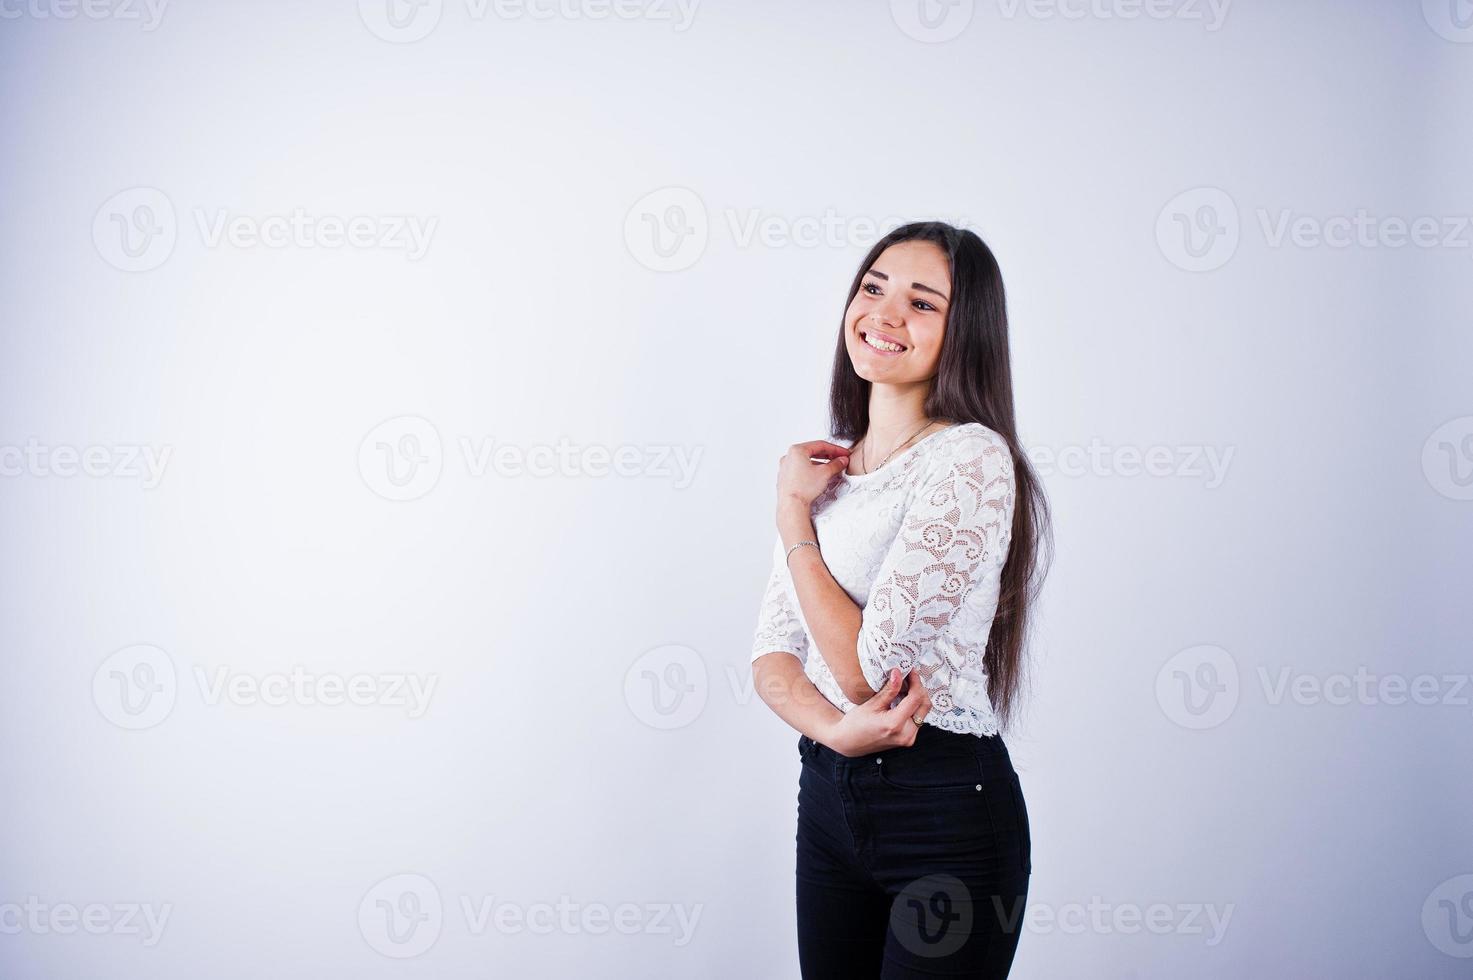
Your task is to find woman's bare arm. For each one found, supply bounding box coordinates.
[751,651,845,743]
[777,496,876,705]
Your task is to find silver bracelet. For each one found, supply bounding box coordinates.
[785,540,820,565]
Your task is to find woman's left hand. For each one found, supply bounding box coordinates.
[775,440,851,513]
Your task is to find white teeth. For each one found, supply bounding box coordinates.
[864,332,903,352]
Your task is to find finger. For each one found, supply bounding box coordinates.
[867,668,901,704]
[795,440,853,460]
[897,675,928,712]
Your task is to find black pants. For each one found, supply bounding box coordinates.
[795,724,1031,978]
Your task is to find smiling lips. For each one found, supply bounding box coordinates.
[860,327,907,354]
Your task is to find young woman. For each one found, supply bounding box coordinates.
[750,221,1051,978]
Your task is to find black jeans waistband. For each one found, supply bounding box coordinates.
[799,722,1012,769]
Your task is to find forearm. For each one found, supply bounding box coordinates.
[751,652,845,744]
[777,497,878,705]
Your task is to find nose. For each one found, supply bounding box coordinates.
[867,306,903,330]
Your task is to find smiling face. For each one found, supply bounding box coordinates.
[843,239,952,386]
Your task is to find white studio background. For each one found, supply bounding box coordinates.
[1,2,1470,977]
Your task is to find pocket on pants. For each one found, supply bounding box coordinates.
[1009,771,1032,873]
[873,747,985,796]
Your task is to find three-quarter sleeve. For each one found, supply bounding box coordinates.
[854,427,1016,696]
[751,535,810,665]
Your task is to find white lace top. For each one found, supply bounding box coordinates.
[750,422,1016,737]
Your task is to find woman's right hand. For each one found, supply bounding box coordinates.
[822,668,933,757]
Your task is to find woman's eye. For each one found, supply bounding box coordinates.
[913,300,936,312]
[862,282,883,295]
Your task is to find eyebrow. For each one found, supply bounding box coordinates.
[864,268,949,303]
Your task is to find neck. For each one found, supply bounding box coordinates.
[865,382,931,444]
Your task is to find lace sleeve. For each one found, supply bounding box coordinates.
[751,536,809,665]
[855,427,1016,699]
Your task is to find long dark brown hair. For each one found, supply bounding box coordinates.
[828,220,1052,731]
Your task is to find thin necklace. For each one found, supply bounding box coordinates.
[859,417,935,475]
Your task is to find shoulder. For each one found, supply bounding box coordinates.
[928,422,1012,468]
[916,423,1014,500]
